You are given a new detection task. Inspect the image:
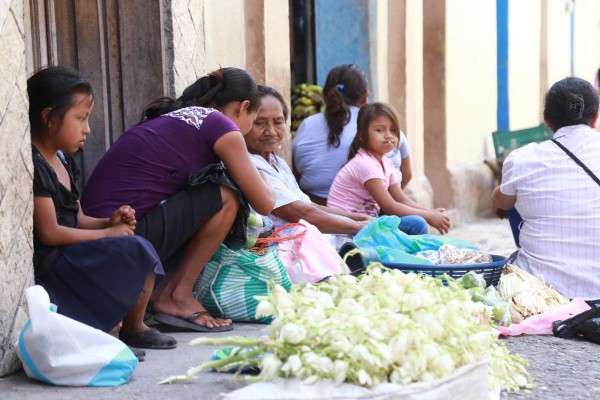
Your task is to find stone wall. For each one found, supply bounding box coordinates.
[168,0,292,161]
[0,0,33,377]
[449,162,497,223]
[170,0,247,95]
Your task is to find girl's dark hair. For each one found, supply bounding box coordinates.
[543,77,599,131]
[347,102,400,161]
[142,67,261,121]
[257,85,289,119]
[27,66,93,137]
[322,64,368,147]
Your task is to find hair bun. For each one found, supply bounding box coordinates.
[566,93,584,121]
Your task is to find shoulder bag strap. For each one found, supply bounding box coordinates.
[551,139,600,187]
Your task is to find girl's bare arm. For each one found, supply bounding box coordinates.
[34,196,134,246]
[273,201,366,234]
[364,179,450,234]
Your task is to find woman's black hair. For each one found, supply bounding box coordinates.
[347,102,400,161]
[543,77,599,131]
[322,64,368,147]
[142,67,261,121]
[27,66,93,137]
[257,85,289,120]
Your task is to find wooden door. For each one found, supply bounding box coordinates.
[24,0,169,190]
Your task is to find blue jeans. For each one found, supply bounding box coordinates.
[398,215,429,235]
[507,208,523,248]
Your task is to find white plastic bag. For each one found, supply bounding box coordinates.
[15,285,138,386]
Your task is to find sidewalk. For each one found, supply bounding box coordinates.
[1,217,598,400]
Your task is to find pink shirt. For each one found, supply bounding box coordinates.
[327,148,398,216]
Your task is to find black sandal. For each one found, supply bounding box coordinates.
[119,327,177,349]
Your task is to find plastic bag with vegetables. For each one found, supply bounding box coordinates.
[459,272,511,327]
[244,211,264,249]
[460,271,486,290]
[438,244,493,265]
[482,286,511,327]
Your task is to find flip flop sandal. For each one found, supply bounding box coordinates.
[144,304,163,326]
[119,327,178,349]
[153,311,234,333]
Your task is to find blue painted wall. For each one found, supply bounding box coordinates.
[314,0,372,87]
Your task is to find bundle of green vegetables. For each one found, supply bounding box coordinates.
[161,265,533,396]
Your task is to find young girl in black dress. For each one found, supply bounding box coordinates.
[28,66,176,352]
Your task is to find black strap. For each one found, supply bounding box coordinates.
[551,139,600,187]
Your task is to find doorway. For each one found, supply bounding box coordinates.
[24,0,168,189]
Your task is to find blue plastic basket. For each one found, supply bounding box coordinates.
[339,242,508,287]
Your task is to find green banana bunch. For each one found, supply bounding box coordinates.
[290,83,325,136]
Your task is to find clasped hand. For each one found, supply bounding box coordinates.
[107,205,137,236]
[427,208,451,235]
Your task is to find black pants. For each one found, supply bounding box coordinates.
[136,183,222,264]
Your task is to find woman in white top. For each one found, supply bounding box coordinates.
[386,131,412,189]
[493,77,600,300]
[246,86,371,234]
[292,64,369,205]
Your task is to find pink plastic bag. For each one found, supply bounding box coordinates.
[258,220,348,283]
[497,298,591,336]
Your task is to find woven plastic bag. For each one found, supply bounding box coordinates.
[193,244,292,323]
[15,285,137,386]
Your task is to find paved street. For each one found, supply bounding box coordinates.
[1,217,598,400]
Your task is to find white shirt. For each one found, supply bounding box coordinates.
[500,124,600,299]
[386,131,411,183]
[250,153,311,229]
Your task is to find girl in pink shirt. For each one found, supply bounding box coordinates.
[327,103,450,235]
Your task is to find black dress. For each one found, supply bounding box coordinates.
[32,146,164,332]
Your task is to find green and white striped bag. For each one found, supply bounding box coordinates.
[193,244,292,323]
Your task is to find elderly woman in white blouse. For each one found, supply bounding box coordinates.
[244,85,371,235]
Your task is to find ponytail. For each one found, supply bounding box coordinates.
[141,97,176,121]
[141,67,260,122]
[324,88,350,148]
[322,64,368,147]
